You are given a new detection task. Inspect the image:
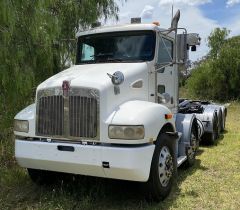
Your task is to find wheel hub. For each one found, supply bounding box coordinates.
[158,146,173,187]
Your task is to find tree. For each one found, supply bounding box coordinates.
[0,0,119,132]
[207,27,230,59]
[186,28,240,101]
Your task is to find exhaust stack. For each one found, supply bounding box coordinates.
[171,10,180,29]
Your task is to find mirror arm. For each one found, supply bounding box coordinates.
[153,60,186,73]
[153,62,173,73]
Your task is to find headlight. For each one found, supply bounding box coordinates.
[109,125,144,140]
[14,120,29,133]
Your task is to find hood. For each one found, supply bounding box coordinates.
[37,63,149,92]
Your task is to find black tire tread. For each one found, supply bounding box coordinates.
[144,133,177,201]
[184,124,198,168]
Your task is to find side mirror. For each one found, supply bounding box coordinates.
[158,93,171,104]
[187,33,201,46]
[177,34,188,64]
[177,33,201,63]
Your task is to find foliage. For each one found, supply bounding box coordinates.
[0,0,118,132]
[207,27,230,59]
[186,61,213,99]
[1,103,240,209]
[186,28,240,101]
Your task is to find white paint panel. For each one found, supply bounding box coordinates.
[15,140,155,181]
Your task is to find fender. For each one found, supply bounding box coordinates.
[198,105,219,133]
[175,113,197,156]
[105,100,175,144]
[206,105,222,117]
[14,104,36,137]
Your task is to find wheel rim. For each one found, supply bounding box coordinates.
[187,132,197,160]
[158,146,173,187]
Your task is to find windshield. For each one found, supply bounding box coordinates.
[76,31,156,64]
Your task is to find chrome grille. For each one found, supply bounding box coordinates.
[36,87,99,140]
[36,95,64,136]
[69,96,97,138]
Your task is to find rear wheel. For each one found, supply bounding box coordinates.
[217,110,222,136]
[202,112,218,145]
[221,109,227,132]
[145,133,176,201]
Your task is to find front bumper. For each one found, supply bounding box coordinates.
[15,140,155,182]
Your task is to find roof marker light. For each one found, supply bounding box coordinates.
[153,21,160,26]
[131,17,141,24]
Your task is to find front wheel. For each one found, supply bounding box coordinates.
[145,133,176,201]
[184,124,198,167]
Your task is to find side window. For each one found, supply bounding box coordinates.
[157,37,173,64]
[81,43,95,61]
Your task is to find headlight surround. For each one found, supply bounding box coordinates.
[14,120,29,133]
[109,125,145,140]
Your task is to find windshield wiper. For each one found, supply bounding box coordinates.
[93,53,114,58]
[106,57,125,62]
[93,53,125,62]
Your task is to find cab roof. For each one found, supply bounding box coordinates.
[76,23,174,38]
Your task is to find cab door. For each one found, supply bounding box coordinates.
[155,34,178,113]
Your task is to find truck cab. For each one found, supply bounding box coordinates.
[14,11,226,201]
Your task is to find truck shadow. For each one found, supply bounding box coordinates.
[200,130,227,147]
[24,131,228,209]
[38,157,208,210]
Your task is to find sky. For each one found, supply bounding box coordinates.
[105,0,240,61]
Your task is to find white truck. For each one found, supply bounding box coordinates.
[14,10,227,201]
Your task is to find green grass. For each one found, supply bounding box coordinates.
[0,103,240,210]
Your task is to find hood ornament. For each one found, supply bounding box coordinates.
[62,80,70,97]
[107,71,124,86]
[107,71,124,95]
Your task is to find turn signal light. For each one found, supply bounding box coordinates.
[165,114,173,120]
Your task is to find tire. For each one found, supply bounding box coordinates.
[184,124,198,167]
[217,110,222,136]
[27,168,58,185]
[145,133,177,201]
[202,112,218,145]
[221,109,227,132]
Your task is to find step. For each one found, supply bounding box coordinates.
[177,156,187,167]
[178,132,183,140]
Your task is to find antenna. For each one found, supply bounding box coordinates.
[172,0,174,25]
[171,0,174,24]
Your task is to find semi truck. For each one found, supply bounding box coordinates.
[14,10,227,201]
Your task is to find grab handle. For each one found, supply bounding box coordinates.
[57,145,75,152]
